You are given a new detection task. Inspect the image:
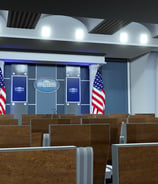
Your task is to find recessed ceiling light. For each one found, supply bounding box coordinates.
[41,26,51,38]
[75,29,84,40]
[140,33,148,44]
[120,32,128,43]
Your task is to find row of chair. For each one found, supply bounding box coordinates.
[110,114,158,184]
[0,146,94,184]
[0,113,158,184]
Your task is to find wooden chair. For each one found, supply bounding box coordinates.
[0,146,76,184]
[82,117,122,165]
[0,119,18,125]
[22,114,52,125]
[0,125,31,147]
[0,114,14,119]
[49,123,110,184]
[126,123,158,143]
[31,118,75,146]
[112,143,158,184]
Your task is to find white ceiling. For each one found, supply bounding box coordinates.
[0,2,158,63]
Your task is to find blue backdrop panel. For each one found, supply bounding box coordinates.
[66,77,80,103]
[11,75,27,102]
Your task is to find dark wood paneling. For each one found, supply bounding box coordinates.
[0,119,18,125]
[82,118,122,164]
[31,118,72,133]
[0,114,14,119]
[118,145,158,184]
[31,132,42,147]
[0,148,76,184]
[128,117,158,123]
[31,118,78,146]
[50,124,110,184]
[0,126,31,147]
[127,123,158,143]
[22,114,52,125]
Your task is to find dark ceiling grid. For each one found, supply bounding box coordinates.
[90,19,130,35]
[7,11,41,29]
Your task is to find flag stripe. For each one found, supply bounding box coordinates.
[92,96,104,108]
[92,88,105,103]
[92,103,104,113]
[92,90,105,106]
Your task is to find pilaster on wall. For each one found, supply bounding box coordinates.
[0,61,4,75]
[155,56,158,117]
[36,65,57,114]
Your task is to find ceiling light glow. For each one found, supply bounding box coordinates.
[120,32,128,43]
[140,33,148,44]
[75,29,84,40]
[41,26,51,38]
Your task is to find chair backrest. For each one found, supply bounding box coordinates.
[0,114,14,119]
[49,123,110,184]
[126,123,158,143]
[0,119,18,125]
[82,117,121,165]
[0,125,31,147]
[22,114,52,125]
[112,143,158,184]
[31,118,74,146]
[31,118,73,133]
[129,113,155,117]
[107,114,129,119]
[127,117,158,123]
[0,146,77,184]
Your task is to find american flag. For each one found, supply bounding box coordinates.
[0,68,6,114]
[92,70,105,114]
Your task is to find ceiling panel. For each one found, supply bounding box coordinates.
[90,19,130,35]
[0,1,158,24]
[7,11,41,29]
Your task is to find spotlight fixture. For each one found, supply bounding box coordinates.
[140,33,148,44]
[120,32,128,43]
[75,29,84,40]
[41,26,51,38]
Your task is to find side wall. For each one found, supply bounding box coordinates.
[102,61,128,114]
[130,53,157,114]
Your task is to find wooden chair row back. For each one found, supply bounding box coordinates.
[31,118,78,146]
[0,147,76,184]
[49,123,110,184]
[30,116,124,165]
[113,143,158,184]
[0,114,14,119]
[126,123,158,143]
[0,119,18,125]
[22,114,52,125]
[0,125,31,148]
[127,117,158,123]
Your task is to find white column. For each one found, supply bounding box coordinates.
[155,55,158,117]
[0,60,4,75]
[127,61,131,114]
[130,53,155,114]
[89,64,100,114]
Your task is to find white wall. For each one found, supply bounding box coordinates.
[130,53,157,114]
